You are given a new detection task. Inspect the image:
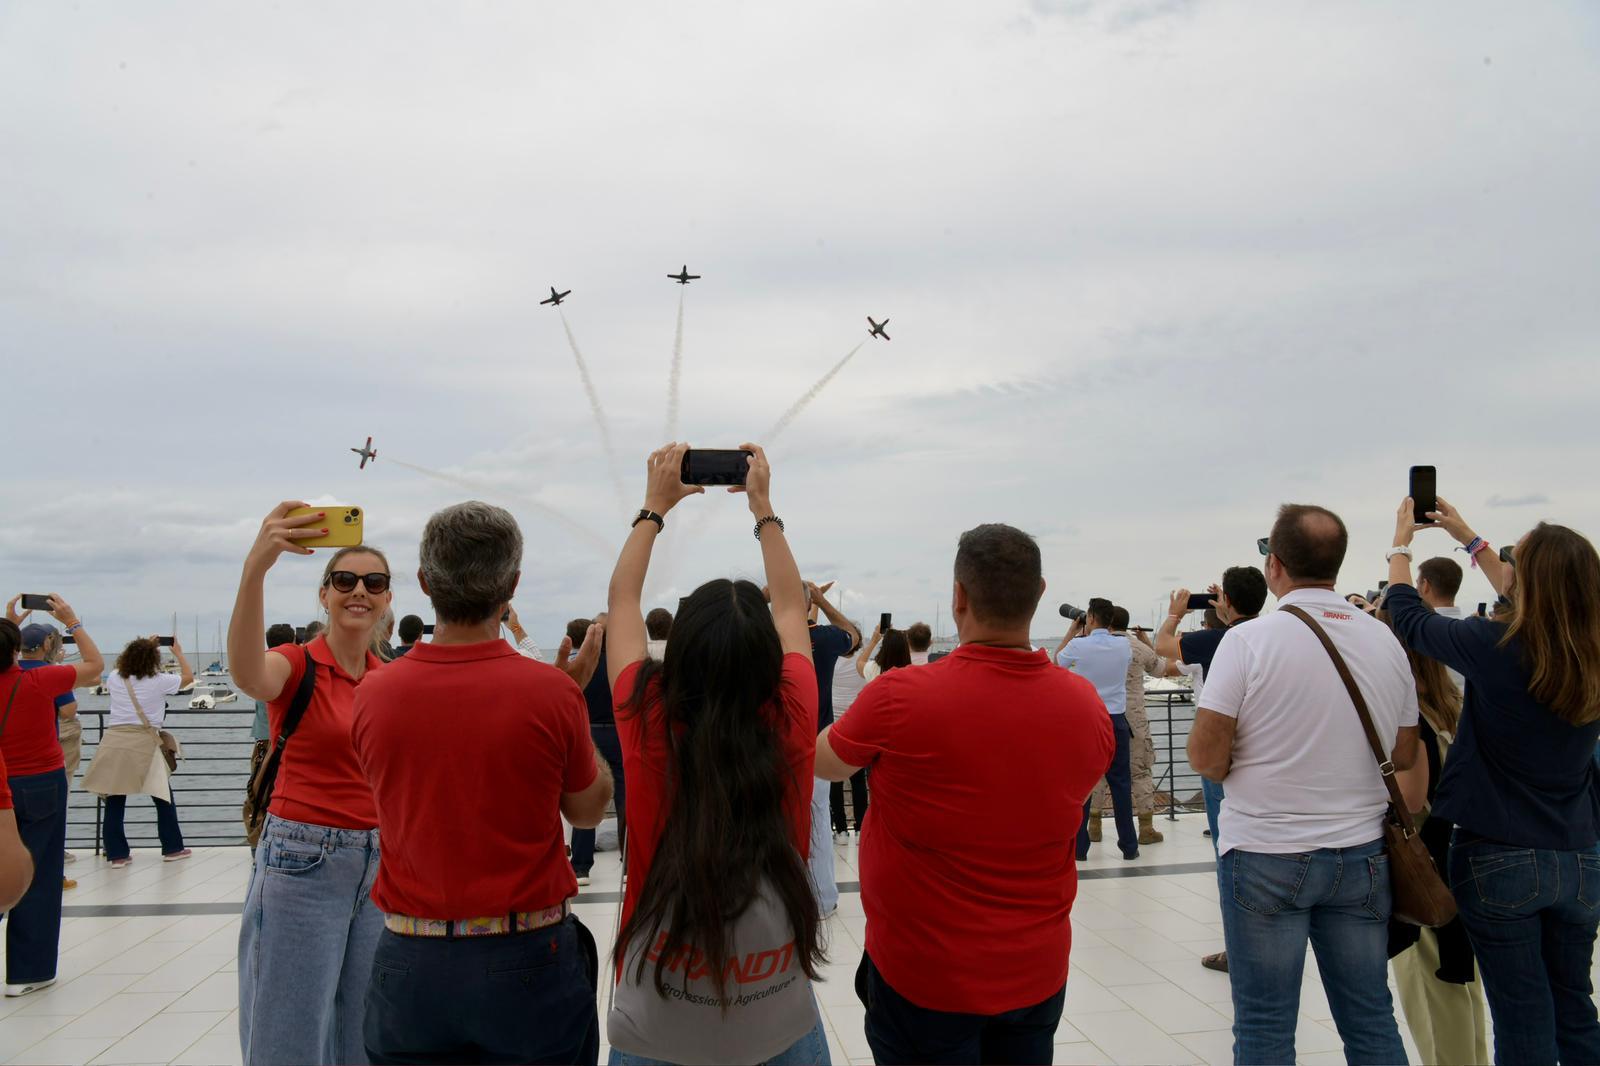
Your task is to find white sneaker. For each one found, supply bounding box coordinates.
[833,831,849,843]
[575,875,592,886]
[4,979,56,997]
[63,851,78,865]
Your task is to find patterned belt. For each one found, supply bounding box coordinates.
[384,901,570,938]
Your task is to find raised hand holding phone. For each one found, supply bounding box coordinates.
[247,501,328,571]
[643,443,705,517]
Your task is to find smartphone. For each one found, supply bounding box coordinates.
[879,612,892,633]
[1185,593,1212,611]
[1477,602,1488,618]
[157,636,176,647]
[1499,545,1515,566]
[19,593,52,611]
[1409,466,1437,525]
[285,505,365,549]
[681,449,752,487]
[1378,580,1389,591]
[421,623,436,636]
[294,626,308,644]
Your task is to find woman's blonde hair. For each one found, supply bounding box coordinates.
[1497,523,1600,726]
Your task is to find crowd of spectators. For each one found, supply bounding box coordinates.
[4,451,1597,1066]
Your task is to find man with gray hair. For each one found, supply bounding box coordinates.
[353,500,611,1064]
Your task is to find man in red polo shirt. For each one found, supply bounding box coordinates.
[816,523,1113,1065]
[352,502,612,1065]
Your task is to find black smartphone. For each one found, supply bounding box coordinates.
[681,448,753,486]
[1378,580,1389,591]
[1499,545,1515,566]
[879,612,892,633]
[1410,466,1437,524]
[294,626,308,644]
[20,593,52,611]
[422,623,436,636]
[1477,602,1488,618]
[1185,593,1212,611]
[62,636,75,645]
[157,636,176,647]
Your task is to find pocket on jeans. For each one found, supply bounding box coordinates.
[1231,851,1310,915]
[1467,849,1539,909]
[264,840,325,875]
[1577,852,1600,909]
[1362,852,1393,921]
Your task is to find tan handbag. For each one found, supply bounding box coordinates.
[121,677,181,773]
[1281,605,1458,927]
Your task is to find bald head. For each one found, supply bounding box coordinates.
[1267,503,1348,584]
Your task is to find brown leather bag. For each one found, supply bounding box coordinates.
[1282,605,1459,928]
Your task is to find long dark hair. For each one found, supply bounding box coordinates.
[616,578,824,1003]
[875,629,913,673]
[0,620,19,672]
[1498,523,1600,725]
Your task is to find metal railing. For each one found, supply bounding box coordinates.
[68,707,257,852]
[1147,690,1206,818]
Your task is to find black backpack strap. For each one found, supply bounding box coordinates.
[247,647,318,815]
[0,677,24,740]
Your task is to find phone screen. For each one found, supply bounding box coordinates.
[681,449,752,486]
[1410,466,1437,524]
[1477,602,1488,617]
[422,624,436,636]
[20,593,52,611]
[294,627,308,644]
[1185,593,1212,611]
[880,612,892,633]
[158,636,176,647]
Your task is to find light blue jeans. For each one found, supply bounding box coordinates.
[808,776,839,916]
[608,1018,830,1065]
[1219,838,1405,1065]
[238,814,383,1066]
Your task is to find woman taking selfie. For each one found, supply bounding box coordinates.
[0,595,104,997]
[604,443,828,1066]
[1386,497,1600,1065]
[227,502,392,1066]
[84,635,195,866]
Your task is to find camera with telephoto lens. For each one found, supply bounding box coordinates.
[1059,603,1085,621]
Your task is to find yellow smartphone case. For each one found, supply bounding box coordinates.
[285,505,365,549]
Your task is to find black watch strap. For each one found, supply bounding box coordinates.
[633,509,665,531]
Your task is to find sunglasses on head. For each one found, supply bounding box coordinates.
[1257,537,1271,557]
[325,571,391,594]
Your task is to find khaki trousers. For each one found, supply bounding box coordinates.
[1392,926,1488,1066]
[1093,698,1155,816]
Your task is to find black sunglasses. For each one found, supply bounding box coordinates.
[325,571,391,594]
[1499,546,1515,566]
[1257,537,1271,557]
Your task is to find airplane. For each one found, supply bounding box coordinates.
[867,316,891,341]
[539,287,571,306]
[351,437,377,470]
[667,265,700,285]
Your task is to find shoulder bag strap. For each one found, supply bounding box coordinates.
[277,646,319,747]
[0,677,23,739]
[1281,604,1421,838]
[121,676,159,731]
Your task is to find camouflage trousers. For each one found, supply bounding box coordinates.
[1093,699,1155,816]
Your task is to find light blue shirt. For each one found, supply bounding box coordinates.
[1057,629,1133,715]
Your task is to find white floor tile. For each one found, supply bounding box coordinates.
[0,1015,72,1061]
[92,1010,228,1064]
[1070,1008,1202,1065]
[54,994,182,1041]
[3,1033,117,1066]
[164,976,235,1015]
[1051,1041,1113,1065]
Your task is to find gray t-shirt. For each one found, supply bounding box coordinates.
[607,878,818,1064]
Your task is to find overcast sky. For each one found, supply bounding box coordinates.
[3,1,1597,655]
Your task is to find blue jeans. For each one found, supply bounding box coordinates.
[1202,778,1225,854]
[1219,839,1406,1065]
[857,952,1062,1064]
[367,918,599,1065]
[1449,830,1600,1066]
[238,814,382,1066]
[3,770,68,985]
[608,1019,829,1066]
[808,776,839,915]
[572,726,624,876]
[102,792,185,860]
[1077,715,1136,859]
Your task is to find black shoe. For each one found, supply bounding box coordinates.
[1121,849,1140,861]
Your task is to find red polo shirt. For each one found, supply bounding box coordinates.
[827,644,1113,1015]
[351,639,598,919]
[0,748,11,808]
[265,637,382,830]
[613,653,817,959]
[0,664,74,777]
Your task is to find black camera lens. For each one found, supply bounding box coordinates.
[349,508,361,518]
[1059,603,1084,621]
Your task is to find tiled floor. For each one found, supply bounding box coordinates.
[0,814,1471,1064]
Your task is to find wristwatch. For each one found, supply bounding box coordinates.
[1385,546,1413,561]
[632,509,664,531]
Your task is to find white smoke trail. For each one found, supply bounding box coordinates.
[387,458,614,556]
[762,342,867,443]
[557,310,628,514]
[664,288,685,442]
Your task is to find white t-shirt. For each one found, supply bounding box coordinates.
[108,672,185,728]
[860,660,883,682]
[832,653,867,715]
[909,651,930,666]
[1200,588,1420,857]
